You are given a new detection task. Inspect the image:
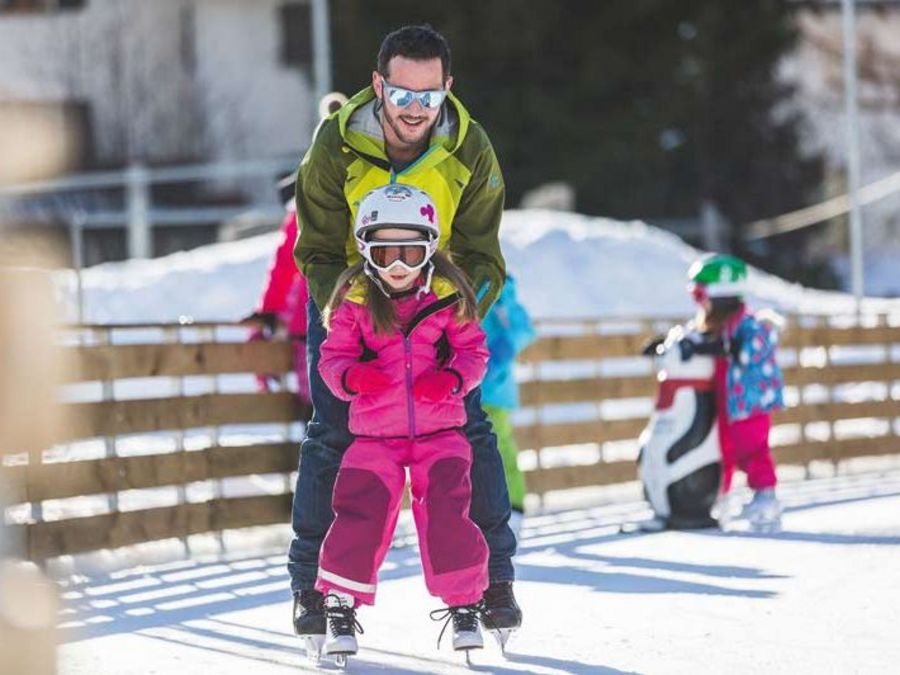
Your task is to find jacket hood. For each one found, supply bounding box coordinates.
[336,86,470,167]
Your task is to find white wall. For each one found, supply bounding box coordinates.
[0,0,314,166]
[194,0,314,162]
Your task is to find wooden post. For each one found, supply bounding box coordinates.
[100,326,120,515]
[166,325,191,557]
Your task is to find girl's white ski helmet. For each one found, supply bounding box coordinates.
[353,184,441,247]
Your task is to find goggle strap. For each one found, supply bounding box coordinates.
[416,262,435,300]
[363,262,393,298]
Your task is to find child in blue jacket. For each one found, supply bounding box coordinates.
[481,275,537,534]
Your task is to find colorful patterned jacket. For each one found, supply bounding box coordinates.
[721,307,786,422]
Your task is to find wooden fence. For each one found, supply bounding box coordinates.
[2,314,899,561]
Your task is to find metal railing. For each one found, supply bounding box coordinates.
[0,156,300,260]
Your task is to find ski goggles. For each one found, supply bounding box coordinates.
[689,283,709,305]
[362,239,435,272]
[381,79,447,110]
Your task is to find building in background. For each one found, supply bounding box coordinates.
[0,0,316,263]
[0,0,315,166]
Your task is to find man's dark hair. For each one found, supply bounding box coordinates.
[376,24,451,81]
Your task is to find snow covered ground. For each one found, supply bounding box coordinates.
[57,210,900,324]
[57,469,900,675]
[41,210,900,673]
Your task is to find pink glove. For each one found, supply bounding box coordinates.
[412,370,461,402]
[344,363,392,395]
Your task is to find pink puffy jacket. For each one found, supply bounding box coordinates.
[319,278,489,438]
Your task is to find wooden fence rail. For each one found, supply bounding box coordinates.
[2,314,899,560]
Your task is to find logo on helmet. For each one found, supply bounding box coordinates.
[383,185,413,202]
[419,204,435,224]
[360,210,379,226]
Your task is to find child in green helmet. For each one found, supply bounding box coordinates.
[687,254,786,530]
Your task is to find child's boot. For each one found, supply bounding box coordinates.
[323,591,362,666]
[741,488,782,531]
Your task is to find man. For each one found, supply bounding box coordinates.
[289,24,520,649]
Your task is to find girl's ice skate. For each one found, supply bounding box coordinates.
[323,592,363,667]
[431,603,484,665]
[740,488,782,532]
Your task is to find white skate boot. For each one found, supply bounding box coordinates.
[740,488,782,532]
[431,603,484,665]
[323,592,362,668]
[711,491,734,529]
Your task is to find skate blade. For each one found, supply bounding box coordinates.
[302,634,325,662]
[324,635,358,661]
[489,627,515,655]
[334,653,350,669]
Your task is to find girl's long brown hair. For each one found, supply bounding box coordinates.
[323,250,478,334]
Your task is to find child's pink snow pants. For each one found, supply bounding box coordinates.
[719,414,777,492]
[315,430,489,607]
[715,360,778,493]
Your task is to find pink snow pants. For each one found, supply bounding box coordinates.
[719,414,777,492]
[715,359,778,493]
[315,430,489,607]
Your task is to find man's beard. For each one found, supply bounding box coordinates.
[382,103,431,149]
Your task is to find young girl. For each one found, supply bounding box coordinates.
[314,185,490,661]
[687,254,785,530]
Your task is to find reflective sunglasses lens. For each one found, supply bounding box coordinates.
[420,91,445,109]
[386,84,445,109]
[387,86,414,107]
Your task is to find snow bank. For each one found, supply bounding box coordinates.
[60,210,900,323]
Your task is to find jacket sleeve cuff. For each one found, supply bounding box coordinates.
[445,368,464,394]
[341,368,357,396]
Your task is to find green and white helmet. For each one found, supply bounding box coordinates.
[687,254,748,298]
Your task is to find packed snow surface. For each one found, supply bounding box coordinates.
[57,470,900,674]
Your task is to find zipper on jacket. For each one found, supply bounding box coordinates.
[391,146,439,182]
[400,292,462,438]
[404,336,416,437]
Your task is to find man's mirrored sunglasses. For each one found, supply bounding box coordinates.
[382,79,447,110]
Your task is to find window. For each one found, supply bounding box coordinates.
[279,2,312,69]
